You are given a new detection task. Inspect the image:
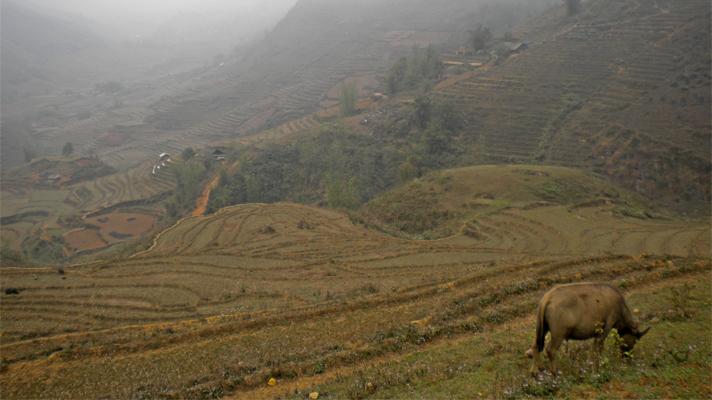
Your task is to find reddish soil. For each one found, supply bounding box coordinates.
[192,175,220,217]
[74,158,94,168]
[64,229,106,252]
[65,212,156,253]
[86,212,156,242]
[96,132,130,147]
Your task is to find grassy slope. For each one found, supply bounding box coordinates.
[0,195,709,398]
[360,165,660,239]
[290,276,712,400]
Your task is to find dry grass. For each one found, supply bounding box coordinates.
[0,199,709,399]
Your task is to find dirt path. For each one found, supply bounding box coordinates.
[192,174,221,217]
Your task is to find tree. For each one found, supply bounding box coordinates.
[398,159,419,183]
[387,57,408,94]
[171,160,207,214]
[469,25,492,52]
[339,81,358,116]
[414,96,432,129]
[386,47,443,95]
[23,147,36,163]
[62,142,74,157]
[182,147,196,160]
[431,98,462,132]
[565,0,581,15]
[326,176,360,209]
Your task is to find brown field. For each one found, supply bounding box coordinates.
[87,212,157,239]
[63,228,107,253]
[0,199,709,399]
[63,212,157,254]
[1,160,174,257]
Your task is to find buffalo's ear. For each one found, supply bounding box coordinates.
[636,326,651,338]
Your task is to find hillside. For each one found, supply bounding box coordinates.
[435,0,711,213]
[1,0,711,398]
[0,1,219,170]
[0,201,709,398]
[129,0,551,164]
[359,165,656,237]
[0,0,104,94]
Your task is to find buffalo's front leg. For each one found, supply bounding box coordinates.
[546,334,564,374]
[526,345,542,375]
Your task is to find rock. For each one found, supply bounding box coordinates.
[309,392,319,400]
[366,381,376,393]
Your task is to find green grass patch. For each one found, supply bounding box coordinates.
[358,165,656,238]
[298,278,712,399]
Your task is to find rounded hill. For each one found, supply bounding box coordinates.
[359,165,656,239]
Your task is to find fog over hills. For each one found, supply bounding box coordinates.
[0,0,297,168]
[0,0,710,398]
[19,0,298,42]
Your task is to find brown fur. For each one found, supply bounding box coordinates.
[526,282,650,374]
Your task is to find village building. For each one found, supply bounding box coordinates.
[212,149,226,161]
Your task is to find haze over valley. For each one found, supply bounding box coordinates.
[0,0,710,398]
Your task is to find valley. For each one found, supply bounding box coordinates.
[1,0,710,398]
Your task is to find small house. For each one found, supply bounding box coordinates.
[212,149,226,161]
[456,46,473,57]
[504,41,529,54]
[46,174,62,182]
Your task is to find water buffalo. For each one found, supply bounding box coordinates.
[526,282,650,374]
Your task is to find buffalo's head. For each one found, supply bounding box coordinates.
[619,326,650,356]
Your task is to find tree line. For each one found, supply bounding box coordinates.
[207,96,466,213]
[386,46,443,94]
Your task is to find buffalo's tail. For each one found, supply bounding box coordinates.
[535,302,547,352]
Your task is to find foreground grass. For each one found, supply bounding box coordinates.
[293,277,712,399]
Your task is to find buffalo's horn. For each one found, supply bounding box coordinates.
[637,326,651,338]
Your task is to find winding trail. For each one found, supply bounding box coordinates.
[192,174,221,217]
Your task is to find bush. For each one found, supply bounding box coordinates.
[386,46,442,94]
[62,142,74,157]
[468,24,492,52]
[339,82,358,116]
[167,160,208,217]
[182,147,196,160]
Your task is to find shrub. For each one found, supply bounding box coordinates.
[339,82,358,117]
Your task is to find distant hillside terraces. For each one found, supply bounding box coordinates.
[436,0,711,214]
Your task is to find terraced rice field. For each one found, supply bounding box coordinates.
[436,0,710,204]
[0,160,174,254]
[66,161,175,213]
[0,189,76,251]
[0,202,709,398]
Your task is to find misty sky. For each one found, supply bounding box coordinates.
[23,0,298,39]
